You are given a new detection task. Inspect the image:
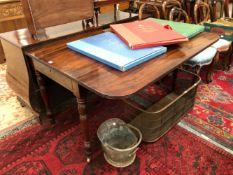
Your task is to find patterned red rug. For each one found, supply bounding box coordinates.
[0,99,233,175]
[183,68,233,149]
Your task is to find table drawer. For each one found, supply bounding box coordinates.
[33,60,73,92]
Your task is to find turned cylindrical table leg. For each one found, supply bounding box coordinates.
[77,98,91,162]
[72,83,91,163]
[34,70,54,124]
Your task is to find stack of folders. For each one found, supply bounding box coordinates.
[67,19,190,71]
[67,32,167,71]
[110,20,188,49]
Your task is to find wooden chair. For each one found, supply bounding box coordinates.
[209,0,224,21]
[181,0,196,23]
[223,0,231,17]
[232,1,233,18]
[207,0,233,70]
[169,7,190,23]
[182,1,218,83]
[184,47,219,83]
[138,2,161,20]
[162,0,182,19]
[185,0,232,83]
[194,0,210,24]
[136,0,164,18]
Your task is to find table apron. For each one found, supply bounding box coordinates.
[32,60,74,92]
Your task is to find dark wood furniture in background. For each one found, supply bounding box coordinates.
[0,0,25,32]
[94,0,131,22]
[1,29,42,114]
[0,0,27,63]
[224,0,230,17]
[136,0,184,19]
[169,7,190,22]
[0,41,4,63]
[138,2,161,19]
[209,0,225,22]
[162,0,182,19]
[20,0,94,39]
[25,31,218,162]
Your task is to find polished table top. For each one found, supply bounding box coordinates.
[26,31,219,99]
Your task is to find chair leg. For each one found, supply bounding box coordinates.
[230,52,233,69]
[218,45,232,71]
[226,44,233,71]
[222,52,230,71]
[206,71,213,83]
[194,65,201,74]
[206,52,219,83]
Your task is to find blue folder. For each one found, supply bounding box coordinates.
[67,32,167,71]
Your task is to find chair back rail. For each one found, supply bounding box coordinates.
[169,7,190,23]
[138,2,161,20]
[194,0,210,24]
[162,0,182,19]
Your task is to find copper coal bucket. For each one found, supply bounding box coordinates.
[97,118,142,167]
